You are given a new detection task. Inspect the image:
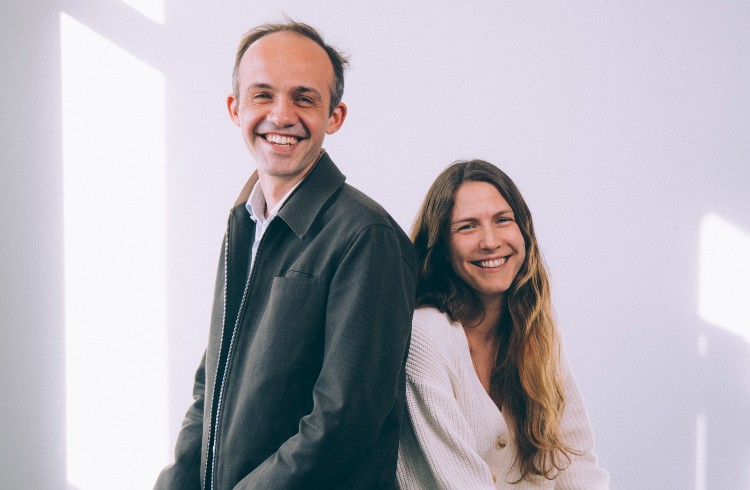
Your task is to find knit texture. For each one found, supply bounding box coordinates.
[397,308,610,489]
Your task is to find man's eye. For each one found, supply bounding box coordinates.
[253,93,272,100]
[296,96,314,105]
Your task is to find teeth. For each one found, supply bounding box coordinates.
[265,134,300,145]
[478,257,506,268]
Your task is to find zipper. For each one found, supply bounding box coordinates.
[205,211,266,490]
[203,215,231,490]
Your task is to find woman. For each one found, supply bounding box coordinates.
[397,160,609,489]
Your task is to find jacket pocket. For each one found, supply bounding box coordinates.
[251,275,327,375]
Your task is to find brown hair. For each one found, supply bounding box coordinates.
[411,159,579,481]
[232,19,348,115]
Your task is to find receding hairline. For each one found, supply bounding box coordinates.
[238,30,335,72]
[243,29,329,54]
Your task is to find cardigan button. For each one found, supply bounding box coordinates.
[496,437,507,449]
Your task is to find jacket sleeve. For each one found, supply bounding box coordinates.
[153,353,206,490]
[235,223,415,489]
[396,318,496,490]
[554,356,610,489]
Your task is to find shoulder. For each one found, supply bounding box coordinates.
[326,183,415,264]
[332,183,401,228]
[407,307,465,380]
[277,154,410,251]
[411,307,456,339]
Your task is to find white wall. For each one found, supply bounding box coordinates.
[2,1,749,488]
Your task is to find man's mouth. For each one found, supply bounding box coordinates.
[261,133,302,146]
[473,256,508,268]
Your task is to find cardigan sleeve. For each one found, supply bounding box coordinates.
[397,313,496,489]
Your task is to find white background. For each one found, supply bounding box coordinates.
[2,1,749,488]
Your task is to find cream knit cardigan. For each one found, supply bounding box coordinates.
[397,308,610,489]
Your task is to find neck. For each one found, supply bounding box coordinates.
[463,303,504,399]
[256,153,321,217]
[257,172,306,218]
[464,301,503,346]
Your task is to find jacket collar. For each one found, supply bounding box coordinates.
[233,151,346,238]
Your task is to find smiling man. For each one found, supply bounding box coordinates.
[155,21,416,490]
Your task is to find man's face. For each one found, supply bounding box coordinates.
[227,31,346,186]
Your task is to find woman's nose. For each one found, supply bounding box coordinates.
[478,226,501,251]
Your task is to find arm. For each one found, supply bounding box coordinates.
[397,316,496,490]
[554,358,610,489]
[236,224,415,488]
[153,353,206,490]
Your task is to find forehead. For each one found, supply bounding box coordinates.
[451,181,510,217]
[238,31,334,92]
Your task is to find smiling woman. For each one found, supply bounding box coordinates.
[448,180,526,310]
[398,160,609,489]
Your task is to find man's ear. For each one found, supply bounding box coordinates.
[326,102,347,135]
[227,93,241,127]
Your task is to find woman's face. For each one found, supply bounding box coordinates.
[448,181,526,309]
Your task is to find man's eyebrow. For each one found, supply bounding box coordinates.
[243,83,272,96]
[294,86,323,99]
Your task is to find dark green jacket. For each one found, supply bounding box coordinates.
[156,153,416,489]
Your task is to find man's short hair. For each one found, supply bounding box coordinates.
[232,20,349,115]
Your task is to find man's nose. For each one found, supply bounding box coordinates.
[267,98,296,127]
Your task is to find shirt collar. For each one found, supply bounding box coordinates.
[245,152,322,224]
[246,176,303,225]
[233,150,346,238]
[245,180,265,223]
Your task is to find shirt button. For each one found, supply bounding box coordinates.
[496,437,507,448]
[492,474,497,483]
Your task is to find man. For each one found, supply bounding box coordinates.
[155,20,416,489]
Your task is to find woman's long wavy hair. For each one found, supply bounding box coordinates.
[411,159,579,481]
